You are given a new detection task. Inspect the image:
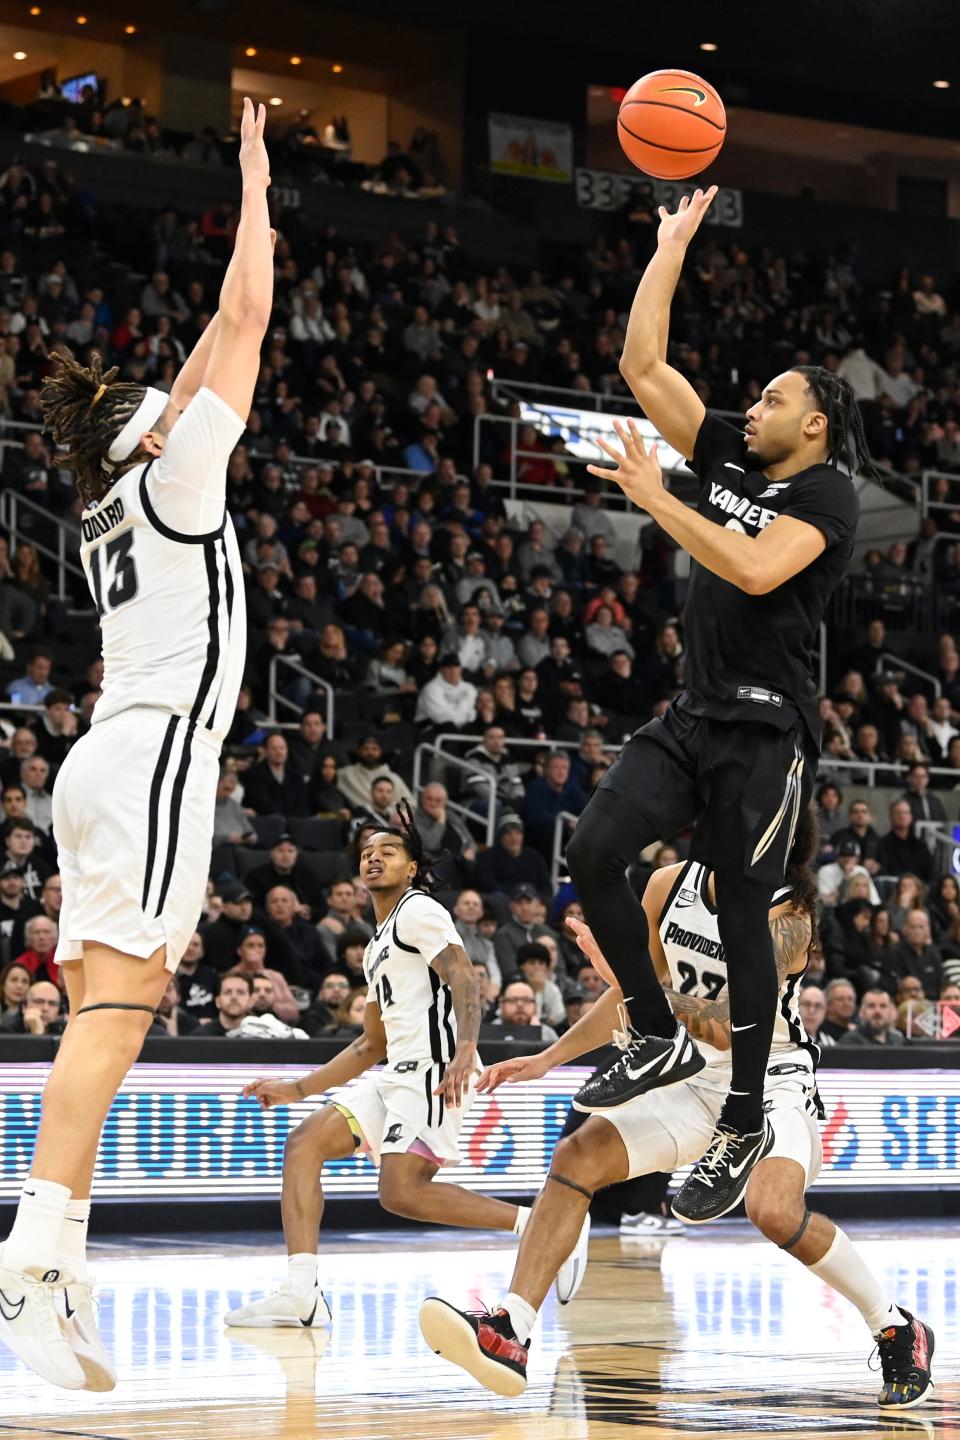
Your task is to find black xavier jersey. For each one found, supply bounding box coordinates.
[682,414,859,743]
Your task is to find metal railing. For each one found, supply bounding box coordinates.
[411,742,498,845]
[879,651,940,698]
[0,491,86,603]
[434,731,588,757]
[551,809,580,891]
[267,654,335,737]
[818,757,959,785]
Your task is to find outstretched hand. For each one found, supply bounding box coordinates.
[587,419,665,513]
[657,185,718,249]
[238,96,270,187]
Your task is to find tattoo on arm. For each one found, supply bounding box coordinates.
[431,943,481,1047]
[770,909,812,986]
[663,987,730,1049]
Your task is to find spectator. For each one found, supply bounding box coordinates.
[197,973,254,1037]
[337,734,415,813]
[462,725,525,811]
[0,863,39,959]
[473,958,500,1022]
[452,889,501,984]
[797,985,833,1047]
[830,799,882,874]
[473,813,552,899]
[31,689,77,769]
[318,877,373,957]
[0,959,31,1017]
[309,755,351,818]
[875,800,933,881]
[899,762,947,825]
[414,783,475,865]
[5,649,53,707]
[226,927,300,1024]
[245,834,329,920]
[838,988,906,1046]
[287,709,335,787]
[521,750,586,860]
[306,970,352,1032]
[0,978,64,1035]
[489,978,559,1042]
[175,931,218,1021]
[15,913,58,984]
[493,883,555,977]
[817,841,881,907]
[242,733,311,819]
[265,884,329,989]
[213,768,257,846]
[319,986,369,1039]
[37,873,61,926]
[516,940,566,1028]
[19,754,53,835]
[886,909,943,999]
[153,975,200,1037]
[927,874,960,941]
[201,882,258,973]
[821,978,859,1042]
[414,653,478,729]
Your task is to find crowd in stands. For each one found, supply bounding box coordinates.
[0,152,958,1049]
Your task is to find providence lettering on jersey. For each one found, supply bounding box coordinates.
[662,921,725,962]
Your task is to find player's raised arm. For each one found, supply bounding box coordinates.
[429,943,480,1108]
[618,188,715,461]
[201,97,274,420]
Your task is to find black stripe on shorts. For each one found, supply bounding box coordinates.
[141,715,179,911]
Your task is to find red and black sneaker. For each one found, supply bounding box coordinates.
[872,1309,935,1409]
[419,1298,529,1397]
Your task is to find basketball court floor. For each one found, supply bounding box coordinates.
[0,1220,955,1440]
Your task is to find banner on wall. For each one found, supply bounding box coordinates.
[575,167,744,225]
[0,1062,957,1201]
[488,113,574,183]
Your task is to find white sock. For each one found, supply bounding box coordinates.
[512,1205,531,1236]
[287,1252,318,1300]
[2,1179,71,1277]
[807,1227,905,1335]
[58,1198,91,1284]
[503,1291,537,1346]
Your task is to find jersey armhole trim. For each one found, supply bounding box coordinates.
[139,459,227,545]
[658,862,693,931]
[389,888,423,954]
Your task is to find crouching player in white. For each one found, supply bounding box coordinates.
[227,803,589,1330]
[421,808,935,1410]
[0,98,272,1391]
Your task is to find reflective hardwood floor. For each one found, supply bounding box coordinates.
[0,1220,956,1440]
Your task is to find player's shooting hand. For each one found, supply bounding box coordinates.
[434,1042,477,1108]
[243,1077,301,1109]
[238,96,271,187]
[477,1053,550,1094]
[587,419,664,514]
[656,185,718,250]
[565,916,619,989]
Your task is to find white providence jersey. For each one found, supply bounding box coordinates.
[79,388,246,745]
[363,888,462,1066]
[658,860,809,1089]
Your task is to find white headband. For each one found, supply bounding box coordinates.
[106,386,168,465]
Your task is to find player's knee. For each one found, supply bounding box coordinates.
[284,1120,328,1169]
[377,1171,423,1218]
[552,1131,606,1193]
[73,1004,152,1059]
[744,1184,803,1246]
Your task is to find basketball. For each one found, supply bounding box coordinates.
[617,68,726,180]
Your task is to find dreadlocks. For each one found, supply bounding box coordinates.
[39,349,147,508]
[785,803,820,942]
[376,799,445,893]
[790,365,883,480]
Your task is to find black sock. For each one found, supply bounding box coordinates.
[566,789,675,1038]
[712,866,776,1134]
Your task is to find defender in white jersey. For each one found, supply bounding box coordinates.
[226,808,589,1331]
[422,809,936,1411]
[0,98,274,1394]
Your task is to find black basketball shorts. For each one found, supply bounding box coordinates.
[596,700,818,887]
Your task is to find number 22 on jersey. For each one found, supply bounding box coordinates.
[89,529,139,616]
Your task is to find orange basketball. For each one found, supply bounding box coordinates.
[617,69,726,180]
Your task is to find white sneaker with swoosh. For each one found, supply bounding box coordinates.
[555,1213,591,1304]
[0,1263,85,1389]
[224,1285,332,1328]
[57,1279,116,1391]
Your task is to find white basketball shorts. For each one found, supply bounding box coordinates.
[604,1052,822,1188]
[334,1060,477,1169]
[53,706,220,972]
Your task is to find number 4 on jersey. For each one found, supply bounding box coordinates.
[90,530,139,616]
[377,973,395,1009]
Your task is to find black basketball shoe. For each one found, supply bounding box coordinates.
[573,1018,704,1113]
[671,1118,774,1223]
[873,1309,935,1409]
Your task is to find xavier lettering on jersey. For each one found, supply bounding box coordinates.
[663,920,725,962]
[81,498,125,543]
[706,482,777,533]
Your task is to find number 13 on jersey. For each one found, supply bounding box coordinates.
[89,530,139,616]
